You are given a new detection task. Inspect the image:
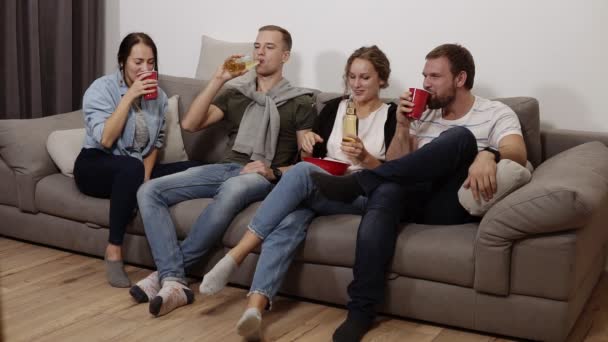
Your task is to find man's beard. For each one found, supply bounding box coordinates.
[427,93,455,110]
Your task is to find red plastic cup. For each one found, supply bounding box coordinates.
[406,87,430,120]
[142,71,158,100]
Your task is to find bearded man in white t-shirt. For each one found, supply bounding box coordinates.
[313,44,528,342]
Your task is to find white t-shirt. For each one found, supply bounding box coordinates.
[410,96,522,150]
[326,99,389,172]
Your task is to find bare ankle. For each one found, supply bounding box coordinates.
[105,243,123,261]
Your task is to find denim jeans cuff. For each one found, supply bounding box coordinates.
[247,289,273,311]
[247,224,266,241]
[161,276,188,287]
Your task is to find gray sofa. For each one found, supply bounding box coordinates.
[2,74,608,342]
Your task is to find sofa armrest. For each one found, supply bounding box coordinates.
[474,141,608,295]
[0,110,83,212]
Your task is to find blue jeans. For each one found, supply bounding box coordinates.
[137,163,273,285]
[247,162,367,304]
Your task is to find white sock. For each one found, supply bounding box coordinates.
[149,280,194,317]
[130,271,160,303]
[199,254,238,295]
[236,307,262,340]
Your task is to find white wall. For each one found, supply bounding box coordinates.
[116,0,608,132]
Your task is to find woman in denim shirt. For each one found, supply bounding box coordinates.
[74,33,200,288]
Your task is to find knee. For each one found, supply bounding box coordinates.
[136,179,160,204]
[287,162,317,179]
[446,126,476,143]
[367,183,405,210]
[218,173,271,200]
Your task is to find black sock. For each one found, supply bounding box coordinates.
[311,172,364,203]
[129,285,149,303]
[332,313,374,342]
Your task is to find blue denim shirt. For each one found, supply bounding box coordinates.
[82,70,167,160]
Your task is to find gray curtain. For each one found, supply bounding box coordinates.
[0,0,103,119]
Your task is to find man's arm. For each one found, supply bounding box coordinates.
[464,133,527,201]
[386,126,416,161]
[181,55,248,132]
[180,78,225,132]
[386,90,417,160]
[142,148,159,182]
[498,134,527,166]
[297,128,312,158]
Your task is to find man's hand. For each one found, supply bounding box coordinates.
[301,132,324,154]
[396,89,415,128]
[240,160,274,181]
[214,54,249,82]
[463,151,498,202]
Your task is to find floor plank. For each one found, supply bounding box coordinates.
[1,237,606,342]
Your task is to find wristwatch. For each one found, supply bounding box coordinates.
[271,167,283,182]
[483,146,501,163]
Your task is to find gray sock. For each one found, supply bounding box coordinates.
[199,254,237,295]
[105,258,131,288]
[236,307,262,341]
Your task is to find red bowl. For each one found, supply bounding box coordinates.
[302,157,350,176]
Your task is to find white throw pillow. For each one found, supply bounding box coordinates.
[158,95,188,164]
[46,128,86,177]
[458,159,533,216]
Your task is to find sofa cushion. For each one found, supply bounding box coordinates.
[475,141,608,295]
[46,128,85,177]
[158,95,188,164]
[391,224,477,287]
[35,173,109,227]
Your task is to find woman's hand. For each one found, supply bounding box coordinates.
[301,132,324,154]
[341,135,370,165]
[125,72,157,101]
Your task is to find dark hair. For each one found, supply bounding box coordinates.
[258,25,292,51]
[426,44,475,89]
[117,32,159,74]
[343,45,391,93]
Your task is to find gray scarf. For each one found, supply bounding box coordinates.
[231,77,313,165]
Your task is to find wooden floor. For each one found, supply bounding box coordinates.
[0,237,606,342]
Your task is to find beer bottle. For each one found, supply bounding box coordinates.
[343,100,358,142]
